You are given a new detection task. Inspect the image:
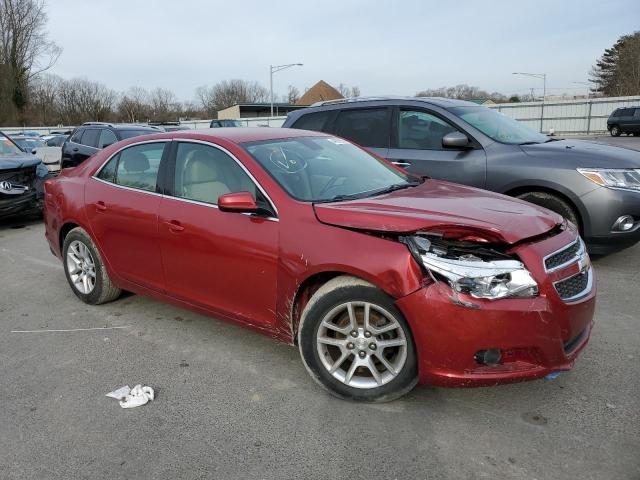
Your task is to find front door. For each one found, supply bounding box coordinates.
[158,141,279,327]
[386,109,487,188]
[85,141,169,291]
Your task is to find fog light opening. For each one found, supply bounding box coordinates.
[612,215,635,232]
[474,349,502,366]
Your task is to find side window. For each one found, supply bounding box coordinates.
[80,129,100,148]
[292,111,334,132]
[115,142,165,192]
[333,108,390,148]
[69,128,84,143]
[397,110,458,150]
[96,154,119,182]
[634,109,640,118]
[173,142,257,205]
[99,129,118,148]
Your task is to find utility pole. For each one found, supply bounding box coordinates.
[513,72,547,133]
[270,63,303,116]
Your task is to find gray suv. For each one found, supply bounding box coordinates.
[284,97,640,254]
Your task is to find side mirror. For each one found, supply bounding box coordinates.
[442,131,470,149]
[218,191,259,213]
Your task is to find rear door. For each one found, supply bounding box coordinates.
[85,141,169,291]
[386,108,486,187]
[71,128,100,166]
[331,107,391,159]
[631,108,640,133]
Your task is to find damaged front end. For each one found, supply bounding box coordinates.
[400,233,538,304]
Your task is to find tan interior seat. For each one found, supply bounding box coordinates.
[182,150,230,204]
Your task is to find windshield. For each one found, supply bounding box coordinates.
[451,106,547,145]
[0,134,25,155]
[243,136,416,202]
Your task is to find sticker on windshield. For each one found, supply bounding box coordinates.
[326,138,349,145]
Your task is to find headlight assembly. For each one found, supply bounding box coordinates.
[577,168,640,191]
[403,236,538,300]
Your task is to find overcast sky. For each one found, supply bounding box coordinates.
[45,0,639,101]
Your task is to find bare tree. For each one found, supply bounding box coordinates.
[118,86,150,123]
[415,84,507,103]
[337,83,360,98]
[149,87,179,122]
[0,0,61,122]
[287,85,300,104]
[56,78,115,124]
[27,73,61,125]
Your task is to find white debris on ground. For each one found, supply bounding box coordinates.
[106,384,155,408]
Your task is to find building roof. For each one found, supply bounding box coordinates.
[296,80,343,105]
[468,98,496,105]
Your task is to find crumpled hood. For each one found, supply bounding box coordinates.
[0,153,43,170]
[520,139,640,168]
[313,180,563,244]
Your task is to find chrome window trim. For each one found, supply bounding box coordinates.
[170,138,279,218]
[91,137,279,221]
[553,266,593,303]
[543,237,584,273]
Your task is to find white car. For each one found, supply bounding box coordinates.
[10,136,61,173]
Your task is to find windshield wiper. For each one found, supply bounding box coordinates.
[518,141,541,145]
[315,182,420,204]
[544,137,562,142]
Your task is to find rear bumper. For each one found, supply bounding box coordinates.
[396,225,595,387]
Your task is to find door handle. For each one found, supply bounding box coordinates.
[164,220,185,232]
[95,201,107,212]
[72,147,79,152]
[392,161,411,167]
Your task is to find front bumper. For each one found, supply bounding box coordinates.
[0,191,41,218]
[396,225,595,387]
[580,186,640,254]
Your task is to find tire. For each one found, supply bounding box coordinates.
[62,227,121,305]
[516,191,580,230]
[298,276,418,402]
[610,125,621,137]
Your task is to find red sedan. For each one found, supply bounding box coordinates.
[43,128,595,401]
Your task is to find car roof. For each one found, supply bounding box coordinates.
[309,96,480,109]
[162,127,329,144]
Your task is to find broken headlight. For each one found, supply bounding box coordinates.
[404,236,538,300]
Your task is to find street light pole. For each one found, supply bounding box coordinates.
[513,72,547,133]
[270,63,303,116]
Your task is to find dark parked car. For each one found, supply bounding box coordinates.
[61,122,161,168]
[284,97,640,254]
[210,119,243,128]
[607,107,640,137]
[0,131,50,219]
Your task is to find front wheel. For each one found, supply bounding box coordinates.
[610,125,621,137]
[516,191,580,230]
[298,276,417,402]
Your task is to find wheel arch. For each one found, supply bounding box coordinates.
[503,183,586,233]
[59,221,81,252]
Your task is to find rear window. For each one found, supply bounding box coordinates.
[333,108,390,148]
[69,128,84,143]
[291,111,334,132]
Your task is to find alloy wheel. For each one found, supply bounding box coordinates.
[316,301,408,389]
[66,240,97,294]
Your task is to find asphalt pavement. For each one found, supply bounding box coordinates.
[0,135,639,480]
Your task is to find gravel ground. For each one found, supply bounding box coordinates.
[0,135,639,480]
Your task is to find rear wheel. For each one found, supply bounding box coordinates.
[516,191,580,230]
[610,125,621,137]
[298,276,417,402]
[63,227,121,305]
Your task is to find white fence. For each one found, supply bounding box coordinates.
[0,116,287,136]
[488,95,640,134]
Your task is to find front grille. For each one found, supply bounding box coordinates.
[545,240,581,271]
[554,268,591,301]
[0,166,37,187]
